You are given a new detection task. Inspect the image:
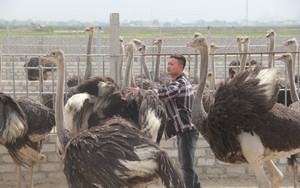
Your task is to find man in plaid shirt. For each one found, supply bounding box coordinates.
[129,54,201,188]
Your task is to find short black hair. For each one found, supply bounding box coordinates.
[170,54,186,68]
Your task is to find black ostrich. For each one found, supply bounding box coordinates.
[44,49,183,188]
[0,93,55,188]
[24,57,56,81]
[188,34,300,187]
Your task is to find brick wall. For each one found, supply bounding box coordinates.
[0,133,292,184]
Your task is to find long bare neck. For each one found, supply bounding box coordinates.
[154,45,162,82]
[122,46,135,90]
[141,52,152,80]
[192,45,208,124]
[84,33,93,80]
[268,37,275,68]
[209,53,215,90]
[240,42,248,73]
[287,56,299,102]
[291,44,298,74]
[55,57,69,147]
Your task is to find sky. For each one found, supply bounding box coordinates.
[1,0,299,23]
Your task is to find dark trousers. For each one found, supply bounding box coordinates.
[177,128,201,188]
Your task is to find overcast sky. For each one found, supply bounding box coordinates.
[1,0,299,23]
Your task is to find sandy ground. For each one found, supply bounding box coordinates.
[0,175,298,188]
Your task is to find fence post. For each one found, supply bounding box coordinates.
[109,13,120,83]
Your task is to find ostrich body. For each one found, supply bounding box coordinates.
[24,57,56,81]
[153,38,163,83]
[266,29,276,68]
[45,49,183,188]
[188,35,300,188]
[277,53,300,188]
[0,93,55,188]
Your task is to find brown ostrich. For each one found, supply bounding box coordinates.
[277,53,300,188]
[187,34,300,188]
[153,38,163,83]
[43,49,185,188]
[24,57,56,81]
[0,93,55,188]
[266,29,276,68]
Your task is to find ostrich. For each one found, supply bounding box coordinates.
[187,34,300,188]
[209,43,218,90]
[44,49,185,188]
[118,36,125,82]
[0,93,55,188]
[24,57,56,81]
[265,29,292,106]
[228,36,250,78]
[283,38,299,83]
[276,53,300,188]
[66,26,94,87]
[122,40,138,91]
[138,43,152,81]
[153,38,163,83]
[239,36,250,73]
[266,29,276,68]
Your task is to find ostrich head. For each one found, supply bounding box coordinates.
[131,38,142,48]
[153,38,163,46]
[138,44,146,54]
[193,32,203,39]
[124,42,137,57]
[283,38,298,52]
[241,36,250,46]
[276,53,293,64]
[84,26,94,35]
[93,81,127,120]
[266,29,276,39]
[210,43,218,54]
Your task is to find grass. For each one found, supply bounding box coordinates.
[0,25,299,38]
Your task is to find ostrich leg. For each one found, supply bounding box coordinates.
[238,132,271,188]
[17,165,22,188]
[29,166,34,188]
[263,160,284,188]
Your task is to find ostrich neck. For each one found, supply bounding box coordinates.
[287,57,299,102]
[55,58,69,147]
[141,53,152,80]
[268,38,275,68]
[240,44,248,73]
[84,33,93,80]
[154,46,162,82]
[192,46,208,125]
[209,54,215,90]
[122,49,134,90]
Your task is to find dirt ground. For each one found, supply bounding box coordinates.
[0,175,297,188]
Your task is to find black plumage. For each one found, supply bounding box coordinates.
[0,92,55,187]
[64,116,184,188]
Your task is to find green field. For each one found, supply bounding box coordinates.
[0,25,299,38]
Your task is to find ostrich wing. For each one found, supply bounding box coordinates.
[17,97,55,142]
[202,66,280,162]
[63,116,158,188]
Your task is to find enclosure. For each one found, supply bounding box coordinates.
[0,22,300,187]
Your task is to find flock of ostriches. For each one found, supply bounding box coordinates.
[0,27,300,188]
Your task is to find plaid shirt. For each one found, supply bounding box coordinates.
[153,74,195,133]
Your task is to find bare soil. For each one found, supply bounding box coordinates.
[0,175,297,188]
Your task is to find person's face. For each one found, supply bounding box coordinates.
[167,58,184,78]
